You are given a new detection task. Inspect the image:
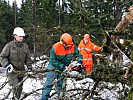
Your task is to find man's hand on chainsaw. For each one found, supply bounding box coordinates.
[67,61,82,73]
[75,62,82,73]
[76,62,82,67]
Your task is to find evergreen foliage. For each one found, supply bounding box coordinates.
[0,0,132,99]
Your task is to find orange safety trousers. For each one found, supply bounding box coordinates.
[82,59,93,73]
[78,40,101,74]
[85,64,92,73]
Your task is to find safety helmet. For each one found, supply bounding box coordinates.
[84,34,90,40]
[13,27,25,36]
[60,33,73,45]
[128,5,133,11]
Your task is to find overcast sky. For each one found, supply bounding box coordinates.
[6,0,22,8]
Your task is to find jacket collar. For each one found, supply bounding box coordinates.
[13,40,23,47]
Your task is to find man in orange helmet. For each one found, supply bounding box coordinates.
[41,33,82,100]
[78,34,102,75]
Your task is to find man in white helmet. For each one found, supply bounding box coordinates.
[0,27,32,99]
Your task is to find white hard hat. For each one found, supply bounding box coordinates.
[13,27,25,36]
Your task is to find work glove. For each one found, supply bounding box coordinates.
[27,67,33,76]
[28,67,32,72]
[5,64,13,73]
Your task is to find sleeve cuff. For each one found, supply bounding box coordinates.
[5,63,10,68]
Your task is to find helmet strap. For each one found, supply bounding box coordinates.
[61,40,67,47]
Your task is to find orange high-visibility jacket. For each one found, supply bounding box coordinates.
[78,40,102,66]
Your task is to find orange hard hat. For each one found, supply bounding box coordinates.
[128,5,133,11]
[60,33,73,45]
[84,34,90,40]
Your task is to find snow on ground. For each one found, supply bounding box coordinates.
[0,56,130,100]
[0,76,43,100]
[0,75,129,100]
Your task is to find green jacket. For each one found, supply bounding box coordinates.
[49,42,82,70]
[0,40,32,71]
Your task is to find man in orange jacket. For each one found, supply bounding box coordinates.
[78,34,102,75]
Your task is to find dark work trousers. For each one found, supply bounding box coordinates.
[7,72,24,99]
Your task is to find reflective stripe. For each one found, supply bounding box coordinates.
[93,45,97,49]
[78,48,92,52]
[83,58,92,60]
[85,48,92,52]
[78,48,84,50]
